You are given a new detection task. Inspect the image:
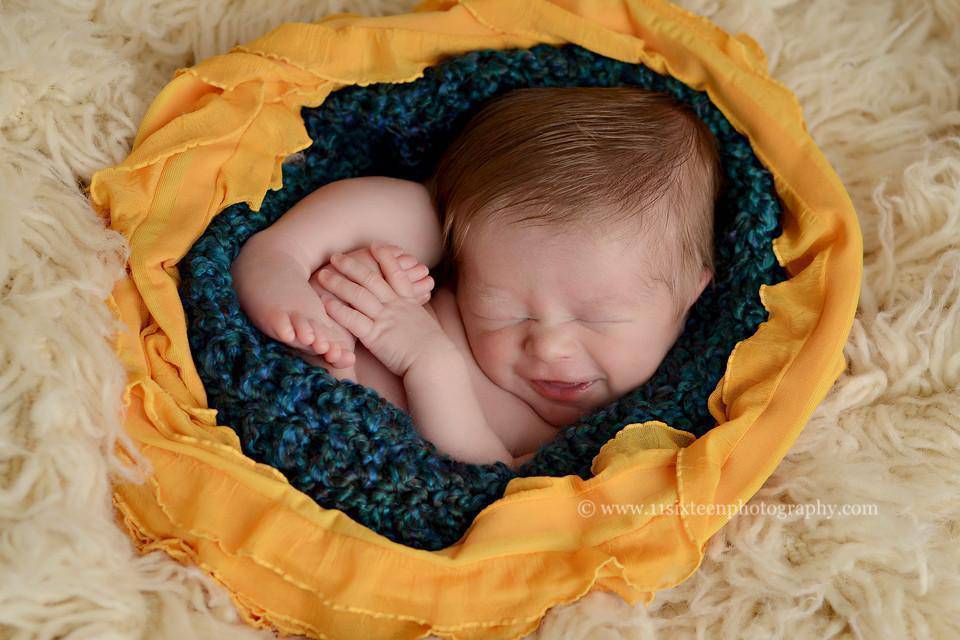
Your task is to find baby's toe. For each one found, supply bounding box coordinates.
[326,343,342,362]
[307,321,328,353]
[290,313,314,345]
[340,350,356,367]
[275,319,296,343]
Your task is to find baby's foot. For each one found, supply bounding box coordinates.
[264,304,351,365]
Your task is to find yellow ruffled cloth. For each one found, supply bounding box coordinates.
[88,0,861,637]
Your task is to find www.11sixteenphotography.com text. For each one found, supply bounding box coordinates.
[575,498,879,520]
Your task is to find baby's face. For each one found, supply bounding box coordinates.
[456,221,698,429]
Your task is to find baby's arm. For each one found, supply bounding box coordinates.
[252,175,443,275]
[403,346,519,469]
[318,246,525,470]
[231,175,443,365]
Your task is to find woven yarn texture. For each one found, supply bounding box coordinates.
[178,43,788,551]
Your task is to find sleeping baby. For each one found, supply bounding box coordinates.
[229,86,722,471]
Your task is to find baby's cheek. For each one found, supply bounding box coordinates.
[474,331,516,375]
[607,340,660,393]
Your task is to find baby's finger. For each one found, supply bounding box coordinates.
[290,312,314,346]
[326,255,393,311]
[323,297,374,341]
[375,243,414,264]
[376,245,424,276]
[371,243,415,298]
[405,263,429,280]
[397,254,418,270]
[412,275,434,294]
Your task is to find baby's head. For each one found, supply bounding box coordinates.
[424,87,723,427]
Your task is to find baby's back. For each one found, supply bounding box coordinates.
[301,285,557,458]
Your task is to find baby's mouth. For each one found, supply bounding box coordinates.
[530,379,595,401]
[539,380,590,388]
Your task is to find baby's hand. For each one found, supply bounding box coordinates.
[317,242,448,377]
[307,245,435,369]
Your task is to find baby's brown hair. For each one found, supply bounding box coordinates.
[423,86,723,323]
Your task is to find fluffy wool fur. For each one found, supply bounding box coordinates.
[0,0,958,638]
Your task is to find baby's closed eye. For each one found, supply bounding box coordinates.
[471,311,628,324]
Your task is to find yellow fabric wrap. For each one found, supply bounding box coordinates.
[88,0,862,637]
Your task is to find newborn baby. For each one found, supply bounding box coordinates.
[230,86,722,470]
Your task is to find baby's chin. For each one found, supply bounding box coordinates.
[519,378,613,427]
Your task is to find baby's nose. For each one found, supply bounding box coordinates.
[523,323,577,361]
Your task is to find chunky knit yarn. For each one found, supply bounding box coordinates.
[178,44,788,551]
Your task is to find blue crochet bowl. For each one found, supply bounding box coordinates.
[178,43,788,551]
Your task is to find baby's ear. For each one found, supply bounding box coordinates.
[696,267,714,296]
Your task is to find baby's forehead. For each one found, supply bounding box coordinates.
[464,227,664,273]
[461,253,664,304]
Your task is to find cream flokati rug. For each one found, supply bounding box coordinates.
[1,0,958,638]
